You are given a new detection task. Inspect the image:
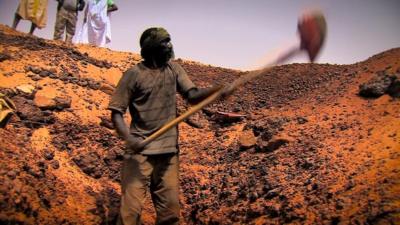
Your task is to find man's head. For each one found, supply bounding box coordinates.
[140,27,174,67]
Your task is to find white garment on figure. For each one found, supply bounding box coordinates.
[73,0,111,47]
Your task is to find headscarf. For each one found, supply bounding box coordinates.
[140,27,172,62]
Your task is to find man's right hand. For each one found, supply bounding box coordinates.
[111,110,144,154]
[220,84,235,99]
[125,135,144,154]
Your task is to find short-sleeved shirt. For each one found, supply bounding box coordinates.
[108,61,196,155]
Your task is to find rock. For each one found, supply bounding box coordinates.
[13,96,56,127]
[387,79,400,97]
[73,153,103,178]
[24,65,32,72]
[0,52,12,62]
[34,94,56,109]
[30,66,41,74]
[16,84,35,94]
[7,170,17,179]
[31,74,42,81]
[50,160,60,169]
[246,117,288,141]
[53,97,71,110]
[38,159,48,170]
[88,81,101,90]
[297,116,308,124]
[48,73,58,79]
[34,94,71,111]
[264,205,279,218]
[43,150,55,160]
[48,68,57,74]
[359,74,395,98]
[264,188,280,199]
[248,192,259,202]
[257,133,293,152]
[4,72,14,77]
[99,83,115,95]
[238,130,257,149]
[39,70,50,77]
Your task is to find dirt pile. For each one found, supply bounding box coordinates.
[0,24,399,224]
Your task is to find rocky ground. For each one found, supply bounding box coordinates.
[0,24,399,224]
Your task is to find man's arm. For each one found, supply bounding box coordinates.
[186,86,221,104]
[56,0,63,10]
[107,4,118,13]
[111,110,130,139]
[111,110,143,151]
[78,0,85,11]
[83,4,88,23]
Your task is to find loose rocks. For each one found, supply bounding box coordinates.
[359,72,398,98]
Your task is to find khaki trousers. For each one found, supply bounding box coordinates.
[53,7,77,43]
[119,153,180,225]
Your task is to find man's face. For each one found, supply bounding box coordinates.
[140,27,175,66]
[155,37,174,63]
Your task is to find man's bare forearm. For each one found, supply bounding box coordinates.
[111,110,145,151]
[107,4,118,12]
[111,110,130,140]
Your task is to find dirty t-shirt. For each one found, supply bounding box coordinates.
[108,61,196,155]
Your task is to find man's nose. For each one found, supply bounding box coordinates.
[166,42,173,48]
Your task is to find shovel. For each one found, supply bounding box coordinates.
[140,10,327,148]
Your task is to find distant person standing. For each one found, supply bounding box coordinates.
[74,0,118,47]
[53,0,85,43]
[12,0,49,35]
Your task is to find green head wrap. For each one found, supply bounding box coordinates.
[139,27,173,64]
[140,27,170,50]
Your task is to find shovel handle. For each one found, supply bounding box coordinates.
[140,87,224,147]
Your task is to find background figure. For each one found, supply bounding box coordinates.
[12,0,49,35]
[53,0,85,43]
[74,0,118,47]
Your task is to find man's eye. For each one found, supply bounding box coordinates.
[162,38,171,43]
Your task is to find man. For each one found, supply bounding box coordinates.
[53,0,85,43]
[108,27,221,224]
[12,0,49,35]
[74,0,118,46]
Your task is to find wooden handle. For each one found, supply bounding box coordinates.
[140,87,224,147]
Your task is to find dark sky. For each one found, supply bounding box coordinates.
[1,0,399,70]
